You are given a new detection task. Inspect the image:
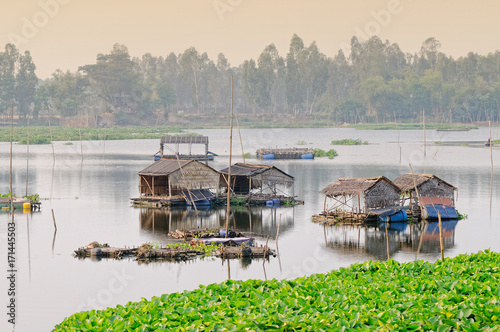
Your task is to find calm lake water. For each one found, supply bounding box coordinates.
[1,127,499,331]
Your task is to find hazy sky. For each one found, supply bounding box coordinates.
[1,0,500,78]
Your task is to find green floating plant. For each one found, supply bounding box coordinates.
[54,250,500,331]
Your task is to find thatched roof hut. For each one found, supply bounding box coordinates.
[393,174,456,207]
[138,159,220,198]
[321,176,401,213]
[219,163,294,195]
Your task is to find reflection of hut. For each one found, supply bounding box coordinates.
[393,174,457,212]
[219,163,295,202]
[320,176,401,222]
[137,159,220,205]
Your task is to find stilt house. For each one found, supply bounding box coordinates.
[321,176,401,215]
[219,163,295,197]
[393,174,457,210]
[138,159,220,200]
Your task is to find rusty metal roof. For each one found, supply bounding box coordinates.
[393,174,456,193]
[219,163,294,179]
[321,176,400,197]
[138,159,193,176]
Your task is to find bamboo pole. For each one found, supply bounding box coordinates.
[438,213,444,261]
[48,109,55,163]
[409,164,424,218]
[51,209,57,231]
[423,108,426,157]
[79,129,83,162]
[225,75,234,238]
[25,117,30,196]
[385,223,390,260]
[489,120,493,216]
[10,101,14,212]
[234,112,245,163]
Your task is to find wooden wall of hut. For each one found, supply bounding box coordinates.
[417,178,455,204]
[139,175,168,196]
[364,181,400,210]
[169,162,220,192]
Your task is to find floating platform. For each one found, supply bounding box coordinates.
[256,148,315,160]
[73,240,275,261]
[0,198,41,212]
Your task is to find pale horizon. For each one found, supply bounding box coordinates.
[2,0,500,78]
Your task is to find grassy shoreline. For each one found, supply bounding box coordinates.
[0,122,483,144]
[54,250,500,331]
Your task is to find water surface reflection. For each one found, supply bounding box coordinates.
[322,219,459,260]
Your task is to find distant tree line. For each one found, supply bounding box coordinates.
[1,34,500,125]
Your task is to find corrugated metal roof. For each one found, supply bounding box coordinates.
[393,174,456,193]
[161,136,208,144]
[219,163,294,179]
[321,176,400,197]
[421,196,454,207]
[138,159,192,176]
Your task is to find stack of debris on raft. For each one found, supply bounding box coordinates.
[74,237,275,262]
[256,147,315,160]
[313,174,459,224]
[168,228,245,240]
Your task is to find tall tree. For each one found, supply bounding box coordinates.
[15,50,38,118]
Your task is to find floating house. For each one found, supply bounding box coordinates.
[156,136,216,161]
[393,174,457,219]
[134,159,220,207]
[256,148,315,160]
[218,163,296,204]
[319,176,402,222]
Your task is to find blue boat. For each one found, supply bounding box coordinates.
[300,153,314,159]
[261,154,275,160]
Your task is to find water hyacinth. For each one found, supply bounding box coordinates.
[54,250,500,331]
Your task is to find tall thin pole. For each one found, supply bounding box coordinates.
[25,117,30,196]
[10,101,14,211]
[490,120,494,216]
[225,76,234,238]
[423,108,426,157]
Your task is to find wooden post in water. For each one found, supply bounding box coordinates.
[489,120,493,216]
[409,164,424,218]
[51,209,57,231]
[10,101,13,212]
[385,223,390,260]
[423,108,426,157]
[438,213,444,261]
[26,117,30,196]
[225,76,234,238]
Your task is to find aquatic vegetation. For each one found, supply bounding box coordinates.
[0,126,193,143]
[54,250,500,331]
[331,138,368,145]
[314,148,338,159]
[297,140,308,145]
[350,123,478,130]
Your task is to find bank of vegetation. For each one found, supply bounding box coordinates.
[1,34,499,128]
[54,250,500,331]
[0,126,193,144]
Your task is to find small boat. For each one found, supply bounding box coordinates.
[485,138,494,147]
[369,207,408,222]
